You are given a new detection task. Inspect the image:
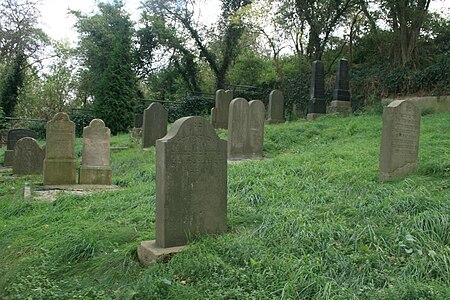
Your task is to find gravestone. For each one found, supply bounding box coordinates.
[307,60,326,121]
[227,98,265,160]
[142,103,168,148]
[4,128,37,167]
[329,59,352,115]
[43,112,77,185]
[267,89,285,124]
[137,116,227,265]
[12,137,44,175]
[212,89,233,129]
[79,119,112,185]
[132,113,144,138]
[379,100,421,182]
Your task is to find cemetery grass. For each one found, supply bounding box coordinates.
[0,112,449,299]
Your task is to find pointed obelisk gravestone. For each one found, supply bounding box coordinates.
[12,137,44,175]
[267,89,285,124]
[142,103,168,149]
[79,119,112,185]
[379,100,421,182]
[4,129,37,167]
[307,60,326,121]
[227,98,265,160]
[43,112,77,185]
[132,113,143,138]
[137,116,227,265]
[212,89,233,129]
[329,59,352,115]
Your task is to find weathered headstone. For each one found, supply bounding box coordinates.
[79,119,112,185]
[227,98,265,160]
[137,116,227,265]
[4,128,37,167]
[12,137,44,175]
[379,100,421,182]
[267,89,285,124]
[212,89,233,129]
[43,112,77,185]
[142,103,168,148]
[132,113,144,138]
[307,60,326,121]
[329,59,352,115]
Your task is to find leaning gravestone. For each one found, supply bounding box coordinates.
[79,119,112,185]
[228,98,265,160]
[4,128,37,167]
[43,112,77,185]
[12,137,44,175]
[379,100,421,182]
[307,60,326,121]
[212,89,233,129]
[329,59,352,115]
[132,113,144,138]
[137,116,227,265]
[267,89,285,124]
[142,103,168,148]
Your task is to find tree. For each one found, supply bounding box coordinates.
[73,1,138,134]
[0,51,25,116]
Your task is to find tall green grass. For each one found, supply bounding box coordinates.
[0,112,449,299]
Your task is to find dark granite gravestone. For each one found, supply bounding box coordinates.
[307,60,326,121]
[142,103,168,149]
[4,128,37,167]
[137,116,227,265]
[330,59,352,114]
[12,137,44,175]
[267,89,285,124]
[379,100,421,182]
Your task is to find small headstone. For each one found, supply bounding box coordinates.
[307,60,326,121]
[137,116,227,265]
[329,59,352,114]
[79,119,112,185]
[12,137,44,175]
[227,98,265,160]
[267,89,285,124]
[131,113,144,138]
[212,89,233,129]
[4,128,37,167]
[43,112,77,185]
[379,100,421,182]
[142,103,168,148]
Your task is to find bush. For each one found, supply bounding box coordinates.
[165,96,214,123]
[70,112,95,137]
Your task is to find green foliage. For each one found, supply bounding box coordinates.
[0,52,26,116]
[166,96,214,123]
[70,112,95,137]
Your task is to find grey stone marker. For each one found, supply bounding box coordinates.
[79,119,112,185]
[307,60,326,121]
[379,100,421,182]
[132,113,143,138]
[212,89,233,129]
[329,59,352,115]
[137,116,227,265]
[43,112,77,185]
[227,98,265,160]
[12,137,44,175]
[267,89,285,124]
[142,103,168,148]
[4,128,37,167]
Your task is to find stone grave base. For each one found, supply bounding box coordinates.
[79,166,112,185]
[3,150,14,167]
[137,240,187,266]
[306,113,325,121]
[379,162,418,182]
[34,184,118,201]
[266,118,285,125]
[329,100,352,115]
[43,159,77,185]
[131,128,142,138]
[227,156,265,164]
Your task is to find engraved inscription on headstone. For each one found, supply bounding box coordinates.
[307,60,326,121]
[228,98,265,160]
[3,128,37,167]
[379,100,421,181]
[267,89,285,124]
[13,137,44,175]
[142,102,168,148]
[43,112,77,185]
[79,119,112,185]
